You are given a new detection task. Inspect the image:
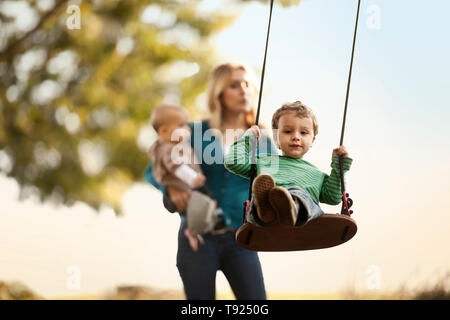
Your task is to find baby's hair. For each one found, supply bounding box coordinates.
[150,104,188,132]
[271,101,319,136]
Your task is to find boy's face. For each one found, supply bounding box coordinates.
[275,112,315,159]
[158,112,190,143]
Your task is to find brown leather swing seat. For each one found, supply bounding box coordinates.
[236,214,357,252]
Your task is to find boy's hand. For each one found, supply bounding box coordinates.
[247,125,261,141]
[332,145,349,158]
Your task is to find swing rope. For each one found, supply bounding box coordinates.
[246,0,275,212]
[245,0,361,220]
[338,0,361,216]
[340,0,361,147]
[254,0,274,126]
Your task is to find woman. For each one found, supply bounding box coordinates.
[145,63,276,300]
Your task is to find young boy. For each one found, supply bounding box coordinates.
[224,101,352,227]
[149,104,221,250]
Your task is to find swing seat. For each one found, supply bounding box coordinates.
[236,214,357,251]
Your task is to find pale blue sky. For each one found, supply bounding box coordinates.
[216,0,450,166]
[217,0,450,118]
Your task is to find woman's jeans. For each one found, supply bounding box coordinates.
[176,218,267,300]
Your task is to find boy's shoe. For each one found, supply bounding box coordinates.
[252,174,276,224]
[268,186,299,226]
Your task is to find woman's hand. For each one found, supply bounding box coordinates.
[332,145,349,158]
[167,186,191,212]
[184,228,199,252]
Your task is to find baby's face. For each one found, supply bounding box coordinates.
[159,113,190,143]
[275,112,315,159]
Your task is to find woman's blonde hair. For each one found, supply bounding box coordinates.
[207,63,257,131]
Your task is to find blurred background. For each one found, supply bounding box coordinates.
[0,0,449,299]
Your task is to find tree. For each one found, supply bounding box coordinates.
[0,0,300,213]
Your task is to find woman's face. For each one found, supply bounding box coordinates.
[220,69,254,115]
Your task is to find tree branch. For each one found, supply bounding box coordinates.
[0,0,68,61]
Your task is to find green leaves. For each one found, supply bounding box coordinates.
[0,0,297,214]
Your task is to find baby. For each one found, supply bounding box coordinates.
[224,101,352,227]
[149,104,220,251]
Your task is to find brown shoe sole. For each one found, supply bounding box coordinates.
[268,187,297,226]
[252,174,276,224]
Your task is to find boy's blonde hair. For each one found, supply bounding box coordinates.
[150,104,188,132]
[272,101,319,136]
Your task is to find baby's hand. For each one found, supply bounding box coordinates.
[332,146,349,158]
[184,228,199,252]
[247,125,261,141]
[192,173,206,188]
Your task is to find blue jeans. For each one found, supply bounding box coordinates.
[176,218,267,300]
[247,186,324,227]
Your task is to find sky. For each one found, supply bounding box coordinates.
[1,0,450,298]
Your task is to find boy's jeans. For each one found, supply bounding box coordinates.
[247,186,324,227]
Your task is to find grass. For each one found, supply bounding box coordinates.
[2,272,449,300]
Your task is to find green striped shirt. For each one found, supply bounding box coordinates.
[224,131,353,205]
